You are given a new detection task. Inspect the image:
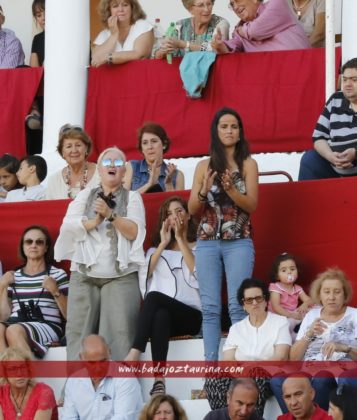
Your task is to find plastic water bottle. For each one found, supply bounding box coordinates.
[165,22,177,64]
[152,18,164,58]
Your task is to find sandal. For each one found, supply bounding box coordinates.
[25,113,42,130]
[149,379,166,397]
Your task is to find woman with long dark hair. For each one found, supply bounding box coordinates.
[188,107,258,361]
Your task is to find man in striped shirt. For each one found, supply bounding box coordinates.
[0,4,25,69]
[299,58,357,180]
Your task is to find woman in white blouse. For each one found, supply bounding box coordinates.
[125,196,202,397]
[54,147,146,360]
[91,0,154,67]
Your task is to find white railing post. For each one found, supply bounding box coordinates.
[325,0,335,100]
[342,0,357,64]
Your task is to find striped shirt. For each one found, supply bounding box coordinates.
[0,29,25,69]
[8,266,68,325]
[313,91,357,175]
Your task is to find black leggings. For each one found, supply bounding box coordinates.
[132,291,202,362]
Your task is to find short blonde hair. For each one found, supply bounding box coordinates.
[0,347,35,386]
[98,0,146,26]
[97,147,126,166]
[310,267,353,305]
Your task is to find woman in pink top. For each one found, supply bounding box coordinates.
[212,0,310,53]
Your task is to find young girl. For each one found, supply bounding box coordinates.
[268,252,312,333]
[0,154,21,202]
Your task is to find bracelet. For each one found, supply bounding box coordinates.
[107,52,113,65]
[302,332,314,342]
[198,191,208,202]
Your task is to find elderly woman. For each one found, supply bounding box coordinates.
[212,0,310,54]
[91,0,154,67]
[211,278,291,415]
[124,122,185,193]
[271,268,357,412]
[155,0,229,59]
[46,124,99,200]
[289,0,325,48]
[54,147,145,360]
[0,347,58,419]
[0,225,68,358]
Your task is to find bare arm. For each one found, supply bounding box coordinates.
[123,162,133,190]
[42,276,68,320]
[188,159,216,215]
[29,52,40,67]
[269,344,290,361]
[270,292,300,319]
[0,272,14,321]
[309,13,325,47]
[222,348,236,361]
[221,158,259,214]
[173,170,185,191]
[165,166,185,191]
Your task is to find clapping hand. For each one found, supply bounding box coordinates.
[165,163,177,184]
[1,271,15,287]
[200,168,217,197]
[221,169,234,192]
[211,28,228,53]
[160,218,172,248]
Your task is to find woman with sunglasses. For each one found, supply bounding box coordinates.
[46,124,100,200]
[154,0,229,59]
[0,347,58,419]
[0,225,68,358]
[210,278,291,415]
[55,147,145,361]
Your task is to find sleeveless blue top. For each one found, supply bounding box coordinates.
[130,160,178,191]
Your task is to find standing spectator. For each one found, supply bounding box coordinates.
[124,122,185,193]
[278,375,333,419]
[0,4,25,68]
[299,58,357,180]
[212,0,310,54]
[288,0,325,47]
[125,196,202,396]
[0,347,58,419]
[91,0,154,67]
[55,147,145,360]
[46,124,99,200]
[0,154,20,203]
[203,378,263,420]
[188,107,258,361]
[5,155,47,202]
[61,335,142,420]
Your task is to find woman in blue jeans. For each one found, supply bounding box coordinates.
[188,107,258,361]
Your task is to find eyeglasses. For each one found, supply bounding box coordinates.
[59,124,84,135]
[243,295,265,305]
[193,2,214,9]
[101,159,125,167]
[24,239,46,246]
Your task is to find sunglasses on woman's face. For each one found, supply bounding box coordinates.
[101,159,125,167]
[243,295,265,305]
[23,238,46,246]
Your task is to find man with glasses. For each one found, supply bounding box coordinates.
[61,334,143,420]
[0,4,25,68]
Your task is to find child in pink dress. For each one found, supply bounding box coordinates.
[268,252,312,337]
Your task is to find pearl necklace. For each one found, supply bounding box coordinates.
[64,163,88,198]
[10,383,29,417]
[292,0,310,20]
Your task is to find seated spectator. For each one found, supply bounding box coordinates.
[5,155,47,202]
[61,334,142,420]
[212,0,310,54]
[0,4,25,68]
[91,0,154,67]
[54,147,145,360]
[139,394,188,420]
[288,0,325,48]
[278,375,333,419]
[203,378,263,420]
[25,0,46,132]
[0,154,20,203]
[207,278,291,415]
[299,58,357,180]
[0,347,58,419]
[271,268,357,412]
[125,196,202,396]
[329,385,356,420]
[154,0,229,59]
[0,225,68,358]
[123,122,185,193]
[268,252,312,336]
[46,124,99,200]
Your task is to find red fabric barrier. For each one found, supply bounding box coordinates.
[0,67,43,157]
[85,48,341,160]
[0,176,356,305]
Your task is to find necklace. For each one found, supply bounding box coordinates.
[291,0,310,20]
[10,383,29,417]
[64,163,88,198]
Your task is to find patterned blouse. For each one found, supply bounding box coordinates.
[197,171,252,241]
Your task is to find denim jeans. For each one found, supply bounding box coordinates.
[195,238,255,361]
[298,150,341,180]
